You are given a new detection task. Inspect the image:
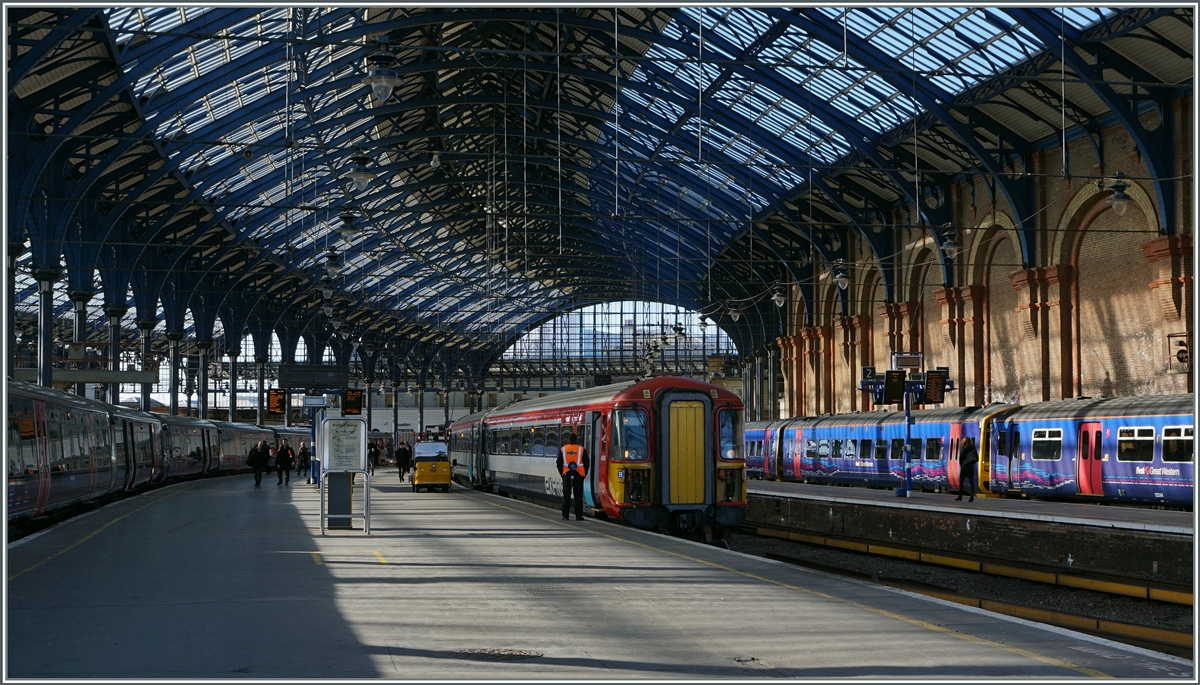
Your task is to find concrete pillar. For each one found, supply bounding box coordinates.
[167,332,182,415]
[105,306,126,405]
[137,320,155,412]
[35,272,57,388]
[197,341,211,419]
[255,355,267,425]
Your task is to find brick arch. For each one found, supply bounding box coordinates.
[965,211,1018,287]
[1051,178,1158,266]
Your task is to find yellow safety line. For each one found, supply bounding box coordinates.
[8,484,194,582]
[373,550,388,564]
[311,552,323,565]
[464,492,1112,679]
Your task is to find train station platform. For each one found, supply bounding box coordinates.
[7,474,1193,679]
[747,481,1194,590]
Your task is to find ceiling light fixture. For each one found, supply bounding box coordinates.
[430,151,441,169]
[729,308,742,323]
[361,43,400,104]
[771,289,786,308]
[1107,171,1132,217]
[345,154,375,192]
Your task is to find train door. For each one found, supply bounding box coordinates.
[122,421,137,490]
[946,423,963,492]
[773,427,785,481]
[1076,422,1103,496]
[658,392,711,508]
[585,412,601,507]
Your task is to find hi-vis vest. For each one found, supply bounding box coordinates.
[561,444,584,476]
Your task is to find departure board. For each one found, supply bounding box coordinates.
[923,369,947,404]
[343,388,363,415]
[267,388,287,415]
[882,370,906,404]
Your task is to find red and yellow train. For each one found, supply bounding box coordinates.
[448,376,746,541]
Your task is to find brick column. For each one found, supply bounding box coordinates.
[799,326,833,415]
[775,336,798,418]
[934,286,986,406]
[878,302,919,357]
[1143,234,1193,390]
[1009,266,1074,401]
[834,315,870,412]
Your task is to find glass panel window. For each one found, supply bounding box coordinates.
[843,439,856,460]
[817,440,830,459]
[873,440,886,460]
[611,409,649,461]
[544,428,559,455]
[1116,427,1155,462]
[996,430,1009,456]
[8,397,38,477]
[805,440,818,461]
[718,409,742,460]
[890,438,904,460]
[925,438,942,461]
[1163,426,1193,463]
[831,440,843,460]
[860,439,872,458]
[1031,428,1063,461]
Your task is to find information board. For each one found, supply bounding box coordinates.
[343,388,363,415]
[882,370,906,404]
[323,418,366,472]
[923,369,947,404]
[267,388,287,415]
[277,363,350,389]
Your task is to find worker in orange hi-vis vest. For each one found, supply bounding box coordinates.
[556,432,591,521]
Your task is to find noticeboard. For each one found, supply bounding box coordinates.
[343,388,363,415]
[923,369,947,404]
[268,388,287,415]
[323,417,366,472]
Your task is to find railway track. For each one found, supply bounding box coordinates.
[739,525,1193,658]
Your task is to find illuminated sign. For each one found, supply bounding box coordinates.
[267,388,287,415]
[343,389,364,415]
[882,370,906,404]
[923,369,946,404]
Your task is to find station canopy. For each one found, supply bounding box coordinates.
[8,7,1191,362]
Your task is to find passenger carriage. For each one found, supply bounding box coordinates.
[449,376,746,539]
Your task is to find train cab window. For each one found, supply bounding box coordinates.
[1162,427,1193,463]
[611,408,648,461]
[1031,429,1063,461]
[805,440,818,461]
[873,440,886,461]
[1116,427,1155,462]
[843,439,856,460]
[831,439,844,460]
[924,438,943,461]
[718,409,742,460]
[890,438,904,460]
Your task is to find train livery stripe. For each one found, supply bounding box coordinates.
[473,492,1111,678]
[669,401,705,505]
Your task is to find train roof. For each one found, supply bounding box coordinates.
[159,414,218,430]
[453,376,739,428]
[8,378,167,424]
[1005,394,1194,421]
[209,420,275,435]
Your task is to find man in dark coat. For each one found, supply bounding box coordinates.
[275,440,296,485]
[397,441,412,481]
[248,440,270,487]
[956,437,979,502]
[556,433,590,521]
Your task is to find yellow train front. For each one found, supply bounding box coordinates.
[449,376,747,543]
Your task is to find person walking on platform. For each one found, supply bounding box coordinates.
[368,441,379,476]
[248,440,270,487]
[275,440,296,485]
[556,433,590,521]
[296,442,310,478]
[397,441,412,482]
[956,436,979,502]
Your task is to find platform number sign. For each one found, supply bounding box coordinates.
[922,369,947,404]
[882,370,906,404]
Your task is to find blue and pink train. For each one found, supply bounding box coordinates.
[744,394,1193,506]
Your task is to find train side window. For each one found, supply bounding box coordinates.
[805,440,817,461]
[1116,427,1155,462]
[46,420,65,471]
[1162,426,1193,463]
[924,438,942,461]
[995,430,1008,456]
[8,398,38,477]
[890,438,904,460]
[843,439,856,460]
[860,439,872,459]
[909,438,922,459]
[509,431,521,455]
[1031,429,1063,461]
[817,440,830,459]
[545,428,559,455]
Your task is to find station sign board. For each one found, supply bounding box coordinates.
[321,417,367,472]
[277,363,350,390]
